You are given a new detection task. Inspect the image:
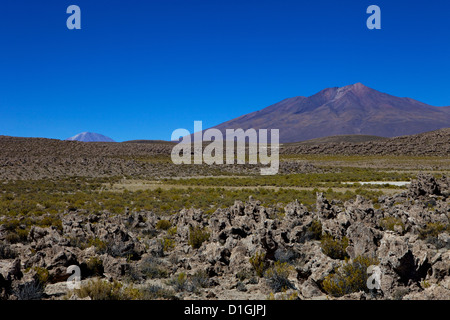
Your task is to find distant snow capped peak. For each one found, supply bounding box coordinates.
[66,132,115,142]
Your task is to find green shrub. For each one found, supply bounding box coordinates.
[168,272,189,292]
[191,270,210,289]
[421,280,431,289]
[167,226,177,236]
[139,284,177,300]
[0,241,18,259]
[74,279,137,300]
[264,261,295,292]
[5,232,21,244]
[322,256,379,297]
[87,237,108,254]
[249,252,268,277]
[418,222,449,240]
[236,270,253,282]
[160,236,175,252]
[39,215,63,231]
[86,257,104,276]
[33,267,50,286]
[156,219,172,231]
[307,219,323,241]
[267,290,298,300]
[320,235,349,260]
[1,219,30,244]
[418,222,450,249]
[139,257,168,279]
[188,226,210,249]
[379,216,404,232]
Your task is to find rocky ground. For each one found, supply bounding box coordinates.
[1,128,449,180]
[0,136,321,179]
[281,128,450,156]
[1,174,449,300]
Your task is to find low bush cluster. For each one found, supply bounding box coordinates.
[139,257,168,279]
[188,226,210,249]
[71,279,138,300]
[249,252,268,277]
[322,256,379,297]
[167,270,211,293]
[320,235,349,260]
[379,216,405,232]
[155,219,171,230]
[0,241,18,259]
[264,261,295,292]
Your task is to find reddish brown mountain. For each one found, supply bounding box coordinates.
[210,83,450,143]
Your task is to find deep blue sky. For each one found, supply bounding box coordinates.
[1,0,449,141]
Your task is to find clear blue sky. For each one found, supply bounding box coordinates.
[1,0,449,141]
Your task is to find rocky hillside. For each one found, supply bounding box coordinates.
[281,128,450,156]
[285,134,387,146]
[0,128,448,180]
[1,174,449,300]
[0,136,173,180]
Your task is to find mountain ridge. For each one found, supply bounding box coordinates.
[210,83,450,143]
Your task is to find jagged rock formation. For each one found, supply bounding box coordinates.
[0,174,449,300]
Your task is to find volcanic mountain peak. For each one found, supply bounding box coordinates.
[313,82,372,101]
[211,83,450,143]
[66,132,115,142]
[336,82,370,95]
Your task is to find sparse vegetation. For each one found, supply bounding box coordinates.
[418,222,450,248]
[139,257,168,279]
[160,236,175,252]
[168,272,189,292]
[33,267,50,286]
[322,256,379,297]
[88,237,108,254]
[139,284,177,300]
[0,241,18,259]
[191,270,210,289]
[188,226,210,249]
[156,219,172,230]
[86,257,104,276]
[0,136,448,301]
[14,281,44,300]
[72,279,138,300]
[418,222,449,240]
[0,177,388,246]
[250,252,268,277]
[162,168,413,188]
[379,216,405,232]
[267,290,299,300]
[320,235,349,260]
[264,261,295,292]
[306,219,323,241]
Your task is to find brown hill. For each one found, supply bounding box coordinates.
[211,83,450,143]
[0,128,448,180]
[122,140,175,144]
[281,128,450,156]
[284,134,387,146]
